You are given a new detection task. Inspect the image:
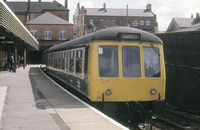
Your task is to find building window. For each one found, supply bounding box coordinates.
[30,29,38,39]
[30,13,35,20]
[127,22,131,27]
[59,30,67,40]
[75,18,77,26]
[140,20,144,26]
[146,20,150,26]
[44,29,52,40]
[90,19,94,26]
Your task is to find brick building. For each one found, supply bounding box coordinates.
[26,12,73,51]
[7,0,69,24]
[7,0,72,49]
[73,3,158,38]
[6,0,73,63]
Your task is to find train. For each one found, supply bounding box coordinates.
[42,26,166,126]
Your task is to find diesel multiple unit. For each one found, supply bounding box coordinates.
[42,26,166,123]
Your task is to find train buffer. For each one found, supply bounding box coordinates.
[0,65,128,130]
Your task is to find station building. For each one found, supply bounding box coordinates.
[0,0,39,71]
[6,0,73,63]
[73,3,158,38]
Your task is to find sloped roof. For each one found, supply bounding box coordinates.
[174,18,195,28]
[85,8,154,17]
[7,1,68,13]
[26,12,72,25]
[95,19,118,30]
[176,23,200,32]
[0,0,38,50]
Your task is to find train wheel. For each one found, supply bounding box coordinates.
[129,102,147,129]
[103,102,117,118]
[134,102,146,122]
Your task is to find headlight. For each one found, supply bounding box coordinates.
[150,88,157,95]
[106,89,112,96]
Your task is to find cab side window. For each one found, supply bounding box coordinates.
[144,47,161,77]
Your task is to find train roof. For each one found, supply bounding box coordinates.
[48,26,163,52]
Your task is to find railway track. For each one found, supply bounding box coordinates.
[147,107,200,130]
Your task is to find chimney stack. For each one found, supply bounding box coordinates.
[65,0,68,8]
[103,3,106,10]
[196,13,200,23]
[146,4,152,12]
[27,0,30,22]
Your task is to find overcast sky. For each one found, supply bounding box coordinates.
[63,0,200,31]
[7,0,200,31]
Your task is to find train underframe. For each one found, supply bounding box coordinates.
[42,68,165,128]
[94,100,165,129]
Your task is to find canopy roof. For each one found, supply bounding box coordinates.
[0,0,39,50]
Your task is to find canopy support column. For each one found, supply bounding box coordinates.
[14,39,17,73]
[23,44,27,69]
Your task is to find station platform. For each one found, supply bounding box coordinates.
[0,65,128,130]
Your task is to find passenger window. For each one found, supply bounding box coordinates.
[144,47,161,77]
[99,46,119,77]
[76,50,83,76]
[49,54,52,67]
[69,51,74,73]
[50,54,53,67]
[122,46,141,77]
[58,53,62,69]
[55,53,58,68]
[62,53,65,71]
[51,54,53,67]
[65,52,68,72]
[53,54,56,68]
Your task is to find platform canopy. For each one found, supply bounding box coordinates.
[0,0,39,50]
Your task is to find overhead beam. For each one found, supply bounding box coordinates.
[1,41,14,44]
[0,36,5,39]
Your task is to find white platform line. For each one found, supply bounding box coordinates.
[39,66,129,130]
[0,86,8,120]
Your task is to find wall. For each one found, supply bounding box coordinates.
[157,31,200,113]
[27,24,73,41]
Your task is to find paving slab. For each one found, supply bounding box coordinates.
[0,66,69,130]
[0,65,128,130]
[0,86,7,129]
